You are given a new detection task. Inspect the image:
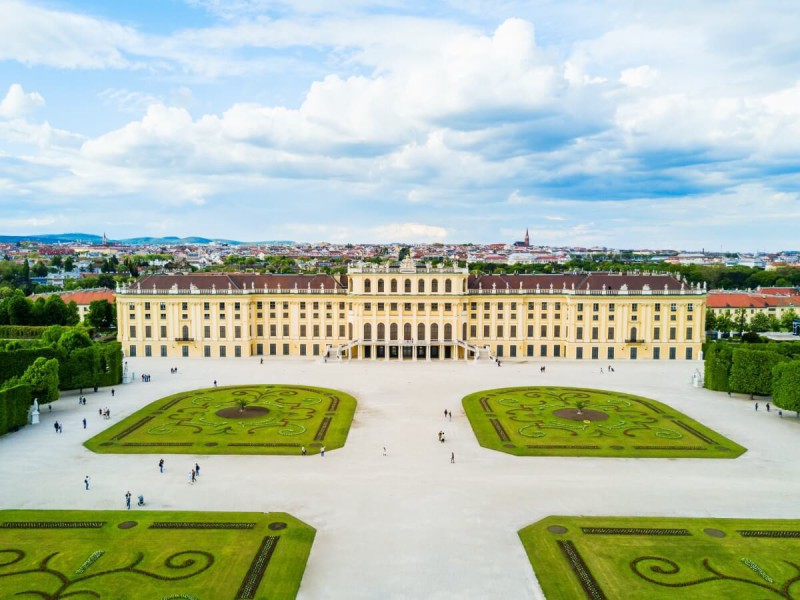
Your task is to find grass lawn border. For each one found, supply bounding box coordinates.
[462,386,746,458]
[84,384,357,455]
[0,509,315,600]
[519,515,800,600]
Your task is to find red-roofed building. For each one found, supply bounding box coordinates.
[31,289,115,323]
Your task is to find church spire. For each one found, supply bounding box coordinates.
[524,228,530,247]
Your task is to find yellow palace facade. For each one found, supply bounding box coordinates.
[116,259,705,361]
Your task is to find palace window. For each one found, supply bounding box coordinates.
[432,279,439,293]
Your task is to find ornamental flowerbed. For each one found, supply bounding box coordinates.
[520,516,800,600]
[85,384,356,455]
[462,386,746,458]
[0,510,314,600]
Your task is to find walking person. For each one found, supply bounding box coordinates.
[383,446,387,456]
[84,476,90,490]
[194,463,200,477]
[159,459,164,473]
[53,421,59,433]
[125,491,131,510]
[82,418,86,429]
[190,469,196,484]
[301,446,306,456]
[766,402,771,412]
[111,389,115,397]
[755,402,759,411]
[451,452,455,464]
[321,446,325,457]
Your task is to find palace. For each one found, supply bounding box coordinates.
[116,259,705,361]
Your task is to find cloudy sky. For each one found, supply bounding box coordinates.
[0,1,798,249]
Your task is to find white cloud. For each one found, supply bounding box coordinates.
[370,222,448,242]
[619,65,658,88]
[0,83,45,118]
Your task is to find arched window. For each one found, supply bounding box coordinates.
[431,323,439,340]
[377,323,386,340]
[418,279,425,293]
[445,279,452,293]
[390,323,398,341]
[390,279,398,293]
[378,279,385,293]
[404,279,411,293]
[444,323,453,340]
[364,323,372,340]
[417,323,426,341]
[630,327,638,341]
[404,323,412,340]
[432,279,439,293]
[182,325,190,339]
[364,279,371,293]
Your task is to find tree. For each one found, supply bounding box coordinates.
[767,315,781,332]
[65,301,80,326]
[86,300,115,329]
[772,362,800,416]
[63,256,75,272]
[7,293,31,325]
[734,308,748,336]
[705,308,717,332]
[20,357,60,404]
[704,343,734,391]
[716,313,734,335]
[50,255,63,268]
[31,261,48,277]
[57,329,92,353]
[44,295,70,326]
[781,309,798,331]
[749,312,770,333]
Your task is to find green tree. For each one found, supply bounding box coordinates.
[772,361,800,416]
[705,309,717,331]
[50,255,63,268]
[716,313,734,335]
[767,315,781,332]
[65,301,80,326]
[20,357,60,403]
[44,295,70,326]
[749,312,770,333]
[733,308,748,336]
[780,309,798,331]
[63,256,75,271]
[31,260,48,277]
[704,343,734,391]
[57,329,92,353]
[7,293,31,325]
[85,300,115,329]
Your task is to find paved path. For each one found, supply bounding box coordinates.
[1,357,798,599]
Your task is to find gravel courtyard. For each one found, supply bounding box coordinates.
[1,356,797,599]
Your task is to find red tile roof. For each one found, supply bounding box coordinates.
[707,292,800,309]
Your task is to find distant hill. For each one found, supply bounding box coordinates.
[0,233,295,245]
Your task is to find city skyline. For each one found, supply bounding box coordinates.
[0,1,798,249]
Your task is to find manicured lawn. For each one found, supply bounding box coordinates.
[520,515,800,599]
[85,384,356,455]
[462,386,745,457]
[0,509,314,600]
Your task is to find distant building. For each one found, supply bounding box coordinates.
[31,289,116,322]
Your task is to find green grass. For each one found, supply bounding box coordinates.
[0,509,314,600]
[520,515,800,600]
[462,386,746,458]
[85,384,356,455]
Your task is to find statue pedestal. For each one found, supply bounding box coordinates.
[31,409,40,425]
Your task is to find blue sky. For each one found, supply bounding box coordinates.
[0,0,798,249]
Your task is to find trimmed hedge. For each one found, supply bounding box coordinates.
[0,384,32,436]
[729,348,787,397]
[772,362,800,414]
[703,343,733,391]
[0,325,48,340]
[0,342,122,392]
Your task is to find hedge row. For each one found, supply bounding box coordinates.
[0,325,48,340]
[0,343,122,391]
[0,384,32,436]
